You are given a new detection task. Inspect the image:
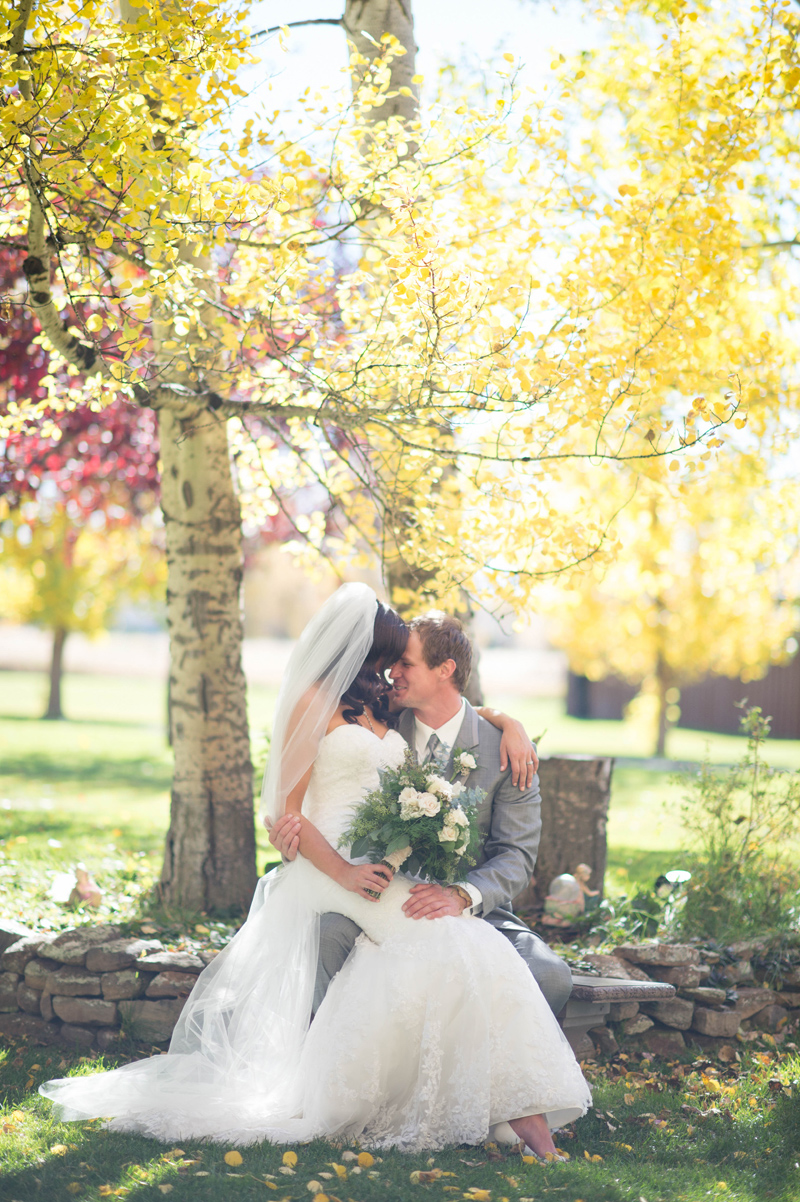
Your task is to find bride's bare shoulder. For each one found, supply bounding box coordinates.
[326,704,350,735]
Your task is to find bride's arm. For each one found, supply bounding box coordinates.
[473,706,539,789]
[283,771,393,902]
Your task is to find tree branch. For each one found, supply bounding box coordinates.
[741,236,800,251]
[249,17,344,46]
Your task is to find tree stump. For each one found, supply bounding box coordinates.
[514,755,613,913]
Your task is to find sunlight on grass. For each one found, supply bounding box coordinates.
[1,1043,798,1201]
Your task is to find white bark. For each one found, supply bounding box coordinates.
[159,406,256,912]
[343,0,419,122]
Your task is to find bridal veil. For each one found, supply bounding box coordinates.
[40,582,381,1140]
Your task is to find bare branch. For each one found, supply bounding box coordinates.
[249,17,343,46]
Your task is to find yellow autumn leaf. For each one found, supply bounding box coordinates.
[283,1150,298,1167]
[224,1150,243,1166]
[94,230,113,249]
[357,1152,374,1167]
[85,314,103,333]
[50,1144,68,1155]
[331,1163,347,1178]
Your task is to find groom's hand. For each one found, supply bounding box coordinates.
[403,882,468,920]
[268,814,301,861]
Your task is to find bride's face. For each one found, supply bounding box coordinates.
[389,631,452,709]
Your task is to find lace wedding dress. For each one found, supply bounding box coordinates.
[41,724,590,1150]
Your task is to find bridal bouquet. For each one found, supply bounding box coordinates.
[339,748,483,894]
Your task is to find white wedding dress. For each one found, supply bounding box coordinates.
[41,725,590,1150]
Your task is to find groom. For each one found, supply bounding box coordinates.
[270,612,572,1017]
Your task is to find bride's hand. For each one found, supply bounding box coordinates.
[339,863,394,900]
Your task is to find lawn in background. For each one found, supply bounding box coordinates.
[2,668,799,929]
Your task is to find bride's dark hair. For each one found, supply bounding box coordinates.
[341,600,408,726]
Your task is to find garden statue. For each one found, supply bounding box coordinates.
[541,864,601,926]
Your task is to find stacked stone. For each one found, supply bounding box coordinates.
[0,922,215,1050]
[583,940,800,1057]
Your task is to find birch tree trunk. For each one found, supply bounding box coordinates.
[116,0,256,912]
[342,1,485,696]
[44,627,66,720]
[158,406,256,913]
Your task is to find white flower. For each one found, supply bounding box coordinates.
[398,787,420,807]
[449,807,469,827]
[438,825,458,842]
[457,752,477,771]
[417,792,441,817]
[451,781,465,798]
[426,775,453,800]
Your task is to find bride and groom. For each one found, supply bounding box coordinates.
[41,584,590,1154]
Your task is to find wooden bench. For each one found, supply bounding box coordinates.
[559,974,676,1054]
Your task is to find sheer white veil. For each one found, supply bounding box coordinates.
[259,581,379,827]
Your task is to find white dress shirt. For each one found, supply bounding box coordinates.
[412,697,483,916]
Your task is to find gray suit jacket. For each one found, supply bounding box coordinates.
[397,701,541,919]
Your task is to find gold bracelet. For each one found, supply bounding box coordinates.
[449,885,472,912]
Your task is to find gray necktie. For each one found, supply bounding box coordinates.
[424,733,448,767]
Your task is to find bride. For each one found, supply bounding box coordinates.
[40,583,590,1153]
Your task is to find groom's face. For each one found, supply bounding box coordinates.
[390,631,454,709]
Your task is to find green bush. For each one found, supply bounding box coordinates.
[675,704,800,943]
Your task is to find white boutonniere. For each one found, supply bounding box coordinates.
[452,750,477,781]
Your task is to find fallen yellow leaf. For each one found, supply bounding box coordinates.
[224,1150,243,1167]
[624,1092,635,1106]
[158,1189,173,1197]
[357,1152,375,1168]
[331,1164,347,1178]
[464,1190,492,1201]
[283,1151,299,1167]
[50,1144,68,1155]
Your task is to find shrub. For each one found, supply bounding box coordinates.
[675,704,800,942]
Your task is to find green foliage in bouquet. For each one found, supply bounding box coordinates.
[339,748,484,884]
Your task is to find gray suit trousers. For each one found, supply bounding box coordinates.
[314,910,572,1017]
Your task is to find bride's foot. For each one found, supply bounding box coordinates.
[508,1113,562,1161]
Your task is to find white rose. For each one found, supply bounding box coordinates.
[417,792,441,817]
[449,807,469,827]
[451,781,465,798]
[458,753,477,771]
[427,776,453,800]
[398,787,420,807]
[438,825,458,842]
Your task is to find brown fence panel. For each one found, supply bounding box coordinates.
[678,656,800,739]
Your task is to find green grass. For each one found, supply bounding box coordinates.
[1,1042,799,1201]
[3,668,799,928]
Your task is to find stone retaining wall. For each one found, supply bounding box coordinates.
[0,922,216,1050]
[580,940,800,1057]
[2,921,798,1057]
